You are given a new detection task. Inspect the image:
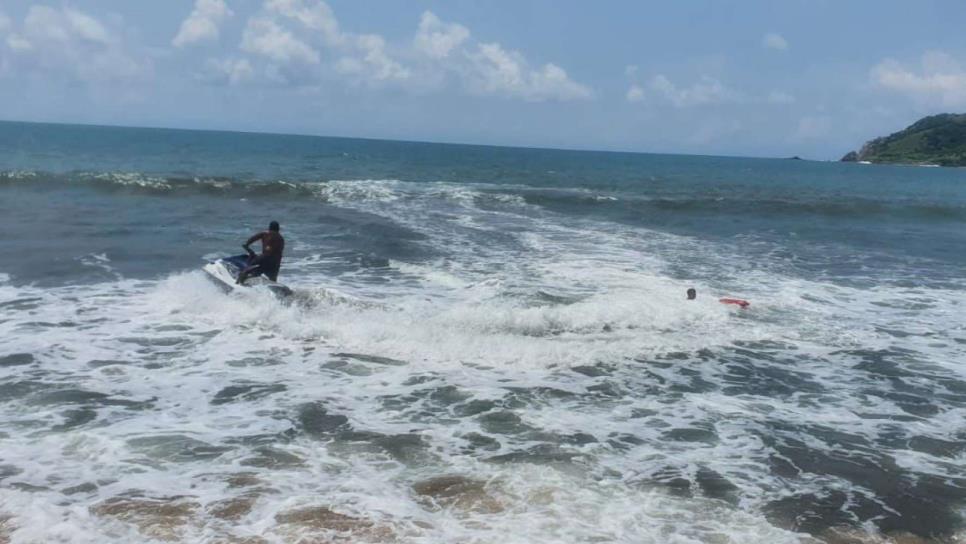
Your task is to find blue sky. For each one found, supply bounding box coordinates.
[1,1,964,158]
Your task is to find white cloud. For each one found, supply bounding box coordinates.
[241,16,319,65]
[648,74,734,108]
[222,2,589,99]
[265,0,345,46]
[767,90,795,104]
[265,0,342,46]
[1,6,147,83]
[466,42,591,101]
[173,0,232,48]
[241,0,408,84]
[24,6,112,46]
[762,32,788,51]
[626,84,645,103]
[6,34,31,51]
[414,11,469,59]
[203,57,254,85]
[871,51,966,107]
[337,33,410,82]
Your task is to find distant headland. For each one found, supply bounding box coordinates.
[841,113,966,167]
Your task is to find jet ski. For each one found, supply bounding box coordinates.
[203,254,293,297]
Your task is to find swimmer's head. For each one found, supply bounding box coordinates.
[687,288,697,300]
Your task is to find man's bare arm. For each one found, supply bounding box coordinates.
[243,232,264,254]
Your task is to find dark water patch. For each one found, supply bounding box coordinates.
[732,339,800,351]
[378,393,414,412]
[117,336,193,348]
[585,380,626,398]
[226,430,296,447]
[758,424,966,538]
[0,381,57,402]
[486,444,583,465]
[907,435,966,458]
[62,482,98,495]
[52,408,97,431]
[101,397,156,410]
[210,383,287,405]
[428,385,474,407]
[320,359,373,376]
[860,388,940,417]
[854,411,924,423]
[847,349,920,379]
[240,447,305,469]
[935,377,966,403]
[526,430,598,446]
[371,433,435,465]
[606,432,646,451]
[523,188,966,225]
[0,353,34,367]
[127,435,231,463]
[530,290,586,306]
[667,368,719,395]
[18,320,77,329]
[695,468,741,504]
[764,490,874,537]
[646,467,694,498]
[478,411,534,435]
[452,398,499,417]
[87,359,130,368]
[504,386,578,404]
[28,389,155,410]
[31,389,108,405]
[642,466,740,505]
[225,356,283,367]
[152,324,194,332]
[332,352,408,366]
[331,430,437,465]
[8,482,49,492]
[358,254,391,268]
[460,432,501,452]
[296,402,350,437]
[570,363,615,377]
[401,375,437,387]
[0,465,23,481]
[721,357,826,398]
[379,384,476,417]
[662,425,718,444]
[0,297,43,311]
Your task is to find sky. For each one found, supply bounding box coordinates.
[1,0,965,159]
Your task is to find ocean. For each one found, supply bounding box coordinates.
[0,120,964,543]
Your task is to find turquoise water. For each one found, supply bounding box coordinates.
[0,121,965,543]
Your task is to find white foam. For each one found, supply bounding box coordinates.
[1,178,964,543]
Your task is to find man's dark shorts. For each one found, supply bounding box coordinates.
[248,254,282,282]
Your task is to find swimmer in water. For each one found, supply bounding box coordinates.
[687,287,749,308]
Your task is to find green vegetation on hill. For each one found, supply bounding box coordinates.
[841,113,966,166]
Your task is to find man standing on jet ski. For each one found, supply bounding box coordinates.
[237,221,285,285]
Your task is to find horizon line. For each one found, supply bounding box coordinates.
[0,117,816,163]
